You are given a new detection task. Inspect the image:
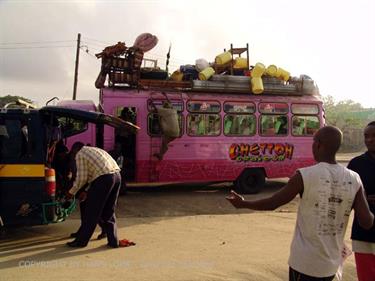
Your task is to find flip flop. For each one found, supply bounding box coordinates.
[119,239,136,247]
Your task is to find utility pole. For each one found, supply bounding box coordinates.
[72,33,81,100]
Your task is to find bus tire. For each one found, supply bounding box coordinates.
[235,169,265,194]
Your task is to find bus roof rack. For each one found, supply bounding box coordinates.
[3,99,37,109]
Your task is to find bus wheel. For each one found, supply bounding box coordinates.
[235,169,265,194]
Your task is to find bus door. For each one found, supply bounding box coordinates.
[112,106,138,182]
[0,111,46,226]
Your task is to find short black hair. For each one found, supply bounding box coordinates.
[71,141,84,153]
[367,121,375,127]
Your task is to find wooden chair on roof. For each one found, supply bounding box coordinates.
[229,43,249,75]
[214,43,249,75]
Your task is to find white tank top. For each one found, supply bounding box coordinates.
[288,162,362,277]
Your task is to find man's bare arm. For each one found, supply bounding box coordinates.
[226,172,304,210]
[353,187,374,229]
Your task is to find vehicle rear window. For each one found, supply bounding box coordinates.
[0,117,33,162]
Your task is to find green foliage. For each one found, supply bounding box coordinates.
[322,95,371,130]
[0,95,33,108]
[323,95,375,152]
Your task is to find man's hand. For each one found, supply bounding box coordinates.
[78,191,87,202]
[226,190,245,209]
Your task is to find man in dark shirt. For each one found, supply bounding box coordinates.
[347,121,375,281]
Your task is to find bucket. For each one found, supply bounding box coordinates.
[266,65,278,77]
[215,51,232,65]
[251,77,264,94]
[276,67,290,81]
[233,57,248,69]
[170,70,184,81]
[199,67,215,81]
[251,62,265,77]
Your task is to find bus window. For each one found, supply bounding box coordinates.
[147,100,183,112]
[224,114,256,136]
[259,102,288,114]
[291,104,320,136]
[147,113,184,137]
[0,119,23,160]
[187,113,220,136]
[291,104,319,115]
[224,102,255,113]
[0,118,31,161]
[260,115,288,136]
[187,101,220,113]
[57,117,87,138]
[147,99,184,137]
[148,113,162,136]
[292,116,320,136]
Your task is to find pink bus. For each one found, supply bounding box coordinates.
[61,83,324,194]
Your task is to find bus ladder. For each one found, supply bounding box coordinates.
[149,135,161,181]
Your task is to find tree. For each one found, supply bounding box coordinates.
[323,95,375,152]
[323,95,364,130]
[0,95,33,108]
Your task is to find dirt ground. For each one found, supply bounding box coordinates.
[0,176,359,281]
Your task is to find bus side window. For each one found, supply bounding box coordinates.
[207,115,221,136]
[187,114,220,136]
[148,112,184,137]
[239,116,256,136]
[260,115,288,136]
[292,116,319,136]
[148,113,162,136]
[224,114,255,136]
[188,114,203,135]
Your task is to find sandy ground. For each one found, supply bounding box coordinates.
[0,176,359,281]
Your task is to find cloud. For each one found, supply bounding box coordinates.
[0,0,374,107]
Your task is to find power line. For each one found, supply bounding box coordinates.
[0,40,75,45]
[0,45,75,50]
[81,36,112,46]
[80,46,99,59]
[81,40,107,49]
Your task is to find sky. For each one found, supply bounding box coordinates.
[1,0,374,108]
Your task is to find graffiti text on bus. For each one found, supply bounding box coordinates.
[229,143,294,162]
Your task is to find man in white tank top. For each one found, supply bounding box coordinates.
[227,126,374,281]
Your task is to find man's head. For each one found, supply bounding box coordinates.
[364,121,375,153]
[312,126,343,162]
[69,141,84,158]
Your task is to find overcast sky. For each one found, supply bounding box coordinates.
[1,0,374,108]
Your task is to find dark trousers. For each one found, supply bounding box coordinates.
[76,172,121,246]
[289,267,335,281]
[76,199,105,234]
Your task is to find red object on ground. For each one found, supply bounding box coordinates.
[119,239,136,247]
